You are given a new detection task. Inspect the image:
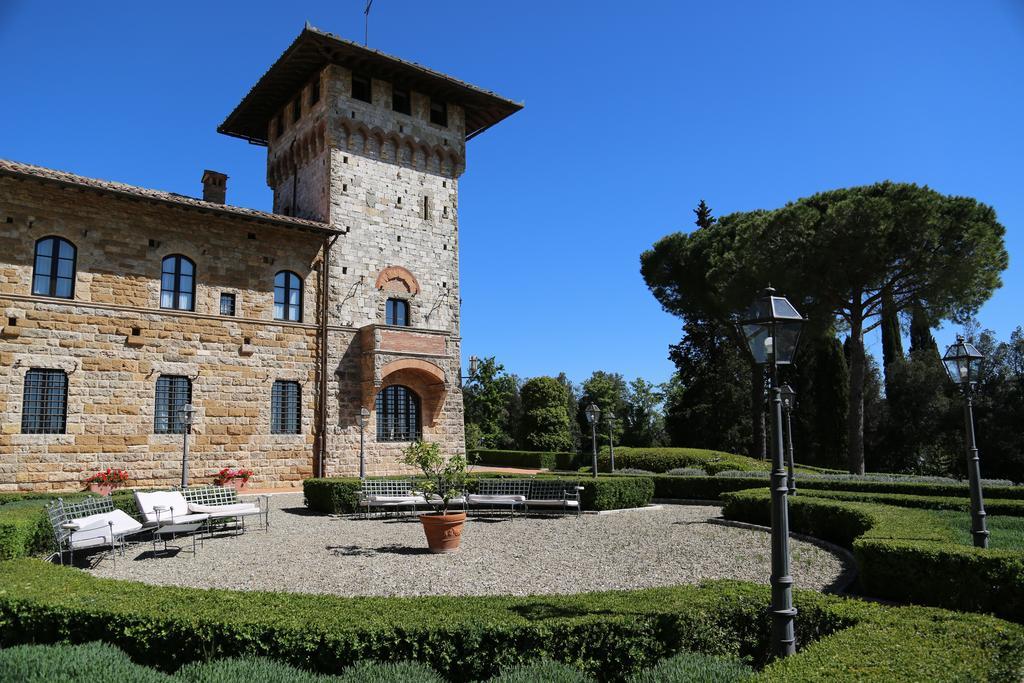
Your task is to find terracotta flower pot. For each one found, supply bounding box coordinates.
[418,512,467,553]
[88,484,113,496]
[231,479,249,491]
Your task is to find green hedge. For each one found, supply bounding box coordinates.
[302,475,654,514]
[721,488,1024,622]
[597,447,769,475]
[0,559,1022,681]
[469,449,578,470]
[786,488,1024,516]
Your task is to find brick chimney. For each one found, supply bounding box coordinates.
[201,170,228,204]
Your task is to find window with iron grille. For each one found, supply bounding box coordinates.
[160,255,195,311]
[271,381,301,434]
[385,298,409,326]
[21,369,68,434]
[32,236,76,299]
[376,385,421,442]
[219,293,236,316]
[154,375,191,434]
[274,271,302,322]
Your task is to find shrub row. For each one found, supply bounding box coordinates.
[0,559,1022,681]
[721,488,1024,623]
[469,449,578,471]
[0,641,755,683]
[597,447,769,475]
[302,475,654,514]
[786,488,1024,516]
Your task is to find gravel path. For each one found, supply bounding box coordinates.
[88,494,852,597]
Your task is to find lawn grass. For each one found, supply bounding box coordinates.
[932,510,1024,550]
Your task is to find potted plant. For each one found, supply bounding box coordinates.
[401,441,468,553]
[83,468,129,496]
[213,468,254,491]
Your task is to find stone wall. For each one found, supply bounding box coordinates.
[0,178,324,491]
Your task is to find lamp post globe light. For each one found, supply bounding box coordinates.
[737,286,805,658]
[606,410,616,473]
[780,384,797,496]
[358,407,370,480]
[942,335,989,549]
[179,403,196,488]
[585,403,601,479]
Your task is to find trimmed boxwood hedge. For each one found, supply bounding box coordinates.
[722,488,1024,623]
[303,475,654,514]
[597,447,769,475]
[469,449,578,471]
[0,559,1022,681]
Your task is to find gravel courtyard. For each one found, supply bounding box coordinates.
[88,493,852,597]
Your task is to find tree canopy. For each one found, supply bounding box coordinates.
[643,183,1007,473]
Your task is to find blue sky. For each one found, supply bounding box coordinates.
[1,1,1021,386]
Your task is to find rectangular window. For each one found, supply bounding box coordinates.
[310,78,320,105]
[392,86,410,115]
[352,73,372,103]
[276,113,285,136]
[219,293,236,316]
[430,99,447,127]
[271,381,301,434]
[21,369,68,434]
[154,375,191,434]
[292,97,301,123]
[386,298,409,326]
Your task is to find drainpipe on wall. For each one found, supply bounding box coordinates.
[317,234,337,478]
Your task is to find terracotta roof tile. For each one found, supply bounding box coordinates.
[0,158,339,235]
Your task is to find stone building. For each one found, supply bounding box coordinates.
[0,26,521,491]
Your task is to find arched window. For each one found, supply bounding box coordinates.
[386,298,409,326]
[274,271,302,322]
[32,236,76,299]
[160,255,195,311]
[376,385,421,442]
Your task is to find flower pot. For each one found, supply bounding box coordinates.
[230,479,249,491]
[418,512,466,553]
[88,484,113,496]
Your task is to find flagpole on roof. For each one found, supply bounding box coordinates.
[364,0,373,46]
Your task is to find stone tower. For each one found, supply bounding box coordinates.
[219,27,521,475]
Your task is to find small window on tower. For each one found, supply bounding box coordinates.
[430,99,447,127]
[392,86,411,115]
[292,97,301,123]
[276,113,285,135]
[310,78,321,104]
[352,74,372,103]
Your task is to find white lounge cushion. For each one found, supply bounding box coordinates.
[67,510,142,548]
[135,490,192,524]
[426,495,466,505]
[466,494,526,504]
[525,499,580,507]
[369,495,426,505]
[188,502,261,517]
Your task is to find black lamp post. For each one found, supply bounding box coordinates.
[737,286,805,658]
[942,335,989,549]
[585,403,600,479]
[780,384,797,496]
[606,410,616,473]
[358,407,370,480]
[179,403,196,488]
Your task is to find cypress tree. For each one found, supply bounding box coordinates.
[880,287,904,397]
[812,331,849,468]
[909,303,939,357]
[693,200,714,229]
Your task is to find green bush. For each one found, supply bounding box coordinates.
[0,499,54,560]
[469,449,577,470]
[178,656,340,682]
[598,447,768,475]
[334,660,445,682]
[786,487,1024,516]
[486,659,594,682]
[303,478,365,514]
[0,641,172,682]
[626,651,753,682]
[2,559,1023,681]
[577,475,654,511]
[722,488,1024,622]
[649,475,769,502]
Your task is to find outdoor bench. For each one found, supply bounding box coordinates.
[358,480,427,517]
[46,496,144,565]
[467,479,583,517]
[178,485,270,532]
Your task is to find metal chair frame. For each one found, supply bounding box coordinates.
[46,496,143,565]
